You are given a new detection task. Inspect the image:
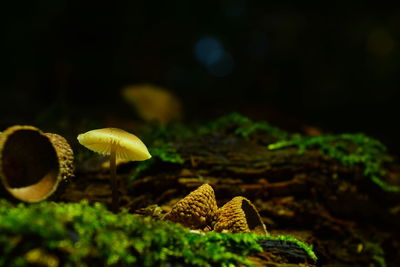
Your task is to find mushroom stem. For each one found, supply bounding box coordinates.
[110,146,118,212]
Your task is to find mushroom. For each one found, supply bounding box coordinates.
[77,128,151,211]
[121,84,182,125]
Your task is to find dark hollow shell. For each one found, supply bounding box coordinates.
[214,196,268,235]
[0,125,74,202]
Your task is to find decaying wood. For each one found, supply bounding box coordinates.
[61,132,400,266]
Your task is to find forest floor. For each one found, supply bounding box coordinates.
[1,113,399,266]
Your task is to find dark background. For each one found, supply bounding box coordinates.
[1,1,400,154]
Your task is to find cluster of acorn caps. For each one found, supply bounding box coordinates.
[163,184,269,235]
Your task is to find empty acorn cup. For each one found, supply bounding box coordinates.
[214,196,268,235]
[0,125,74,202]
[163,184,218,230]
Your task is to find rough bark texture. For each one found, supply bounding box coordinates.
[62,130,400,266]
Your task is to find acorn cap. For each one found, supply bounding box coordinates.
[214,196,268,235]
[45,133,74,182]
[163,184,218,229]
[77,128,151,161]
[0,125,74,202]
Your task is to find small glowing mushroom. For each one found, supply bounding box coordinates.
[121,84,182,125]
[77,128,151,211]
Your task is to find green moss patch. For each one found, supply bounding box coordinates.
[131,141,184,181]
[199,112,290,139]
[0,200,316,267]
[263,235,317,261]
[131,113,291,181]
[132,114,400,193]
[268,133,399,192]
[363,241,387,267]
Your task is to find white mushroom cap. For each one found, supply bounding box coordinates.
[77,128,151,161]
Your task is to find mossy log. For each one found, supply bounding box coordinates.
[2,200,316,267]
[60,114,400,266]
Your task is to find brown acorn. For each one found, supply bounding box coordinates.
[0,125,74,202]
[163,184,218,229]
[214,196,268,235]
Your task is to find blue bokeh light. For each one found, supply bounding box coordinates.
[194,37,224,66]
[194,36,235,77]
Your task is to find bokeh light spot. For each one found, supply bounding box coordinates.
[194,37,224,66]
[367,28,395,57]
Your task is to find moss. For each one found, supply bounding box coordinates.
[265,235,317,261]
[0,200,316,267]
[132,113,291,181]
[149,141,184,164]
[268,133,399,192]
[135,114,285,180]
[141,112,290,142]
[132,113,399,191]
[199,112,290,139]
[363,242,387,267]
[130,123,190,181]
[135,113,290,181]
[141,123,195,144]
[131,141,184,181]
